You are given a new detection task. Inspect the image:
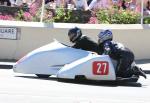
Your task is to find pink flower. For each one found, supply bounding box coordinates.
[23,12,32,21]
[29,0,42,16]
[0,15,13,20]
[88,17,98,24]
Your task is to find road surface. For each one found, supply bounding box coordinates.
[0,67,149,103]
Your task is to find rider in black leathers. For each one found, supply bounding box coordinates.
[97,29,146,78]
[68,27,102,54]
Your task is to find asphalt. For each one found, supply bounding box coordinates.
[0,59,16,69]
[136,59,150,74]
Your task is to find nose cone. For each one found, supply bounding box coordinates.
[12,62,26,73]
[13,63,18,72]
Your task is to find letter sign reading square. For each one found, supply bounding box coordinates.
[0,27,18,40]
[93,61,109,75]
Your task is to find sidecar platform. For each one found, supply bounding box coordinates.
[116,76,139,82]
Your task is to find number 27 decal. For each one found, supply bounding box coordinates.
[92,61,109,75]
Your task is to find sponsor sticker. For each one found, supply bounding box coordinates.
[93,61,109,75]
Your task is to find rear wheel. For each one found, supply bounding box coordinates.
[75,75,86,80]
[36,74,50,78]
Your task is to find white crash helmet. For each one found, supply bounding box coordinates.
[98,29,113,44]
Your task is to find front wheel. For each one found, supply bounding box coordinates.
[36,74,51,78]
[75,75,86,80]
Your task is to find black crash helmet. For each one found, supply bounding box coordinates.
[68,27,82,43]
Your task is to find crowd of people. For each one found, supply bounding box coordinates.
[44,0,144,12]
[0,0,18,6]
[0,0,150,14]
[144,0,150,15]
[0,0,149,21]
[0,0,32,7]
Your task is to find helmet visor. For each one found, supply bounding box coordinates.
[68,33,76,42]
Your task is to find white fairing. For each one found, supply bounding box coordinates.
[13,40,90,75]
[57,54,116,80]
[13,39,116,81]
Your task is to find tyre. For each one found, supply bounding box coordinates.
[75,75,86,80]
[36,74,50,78]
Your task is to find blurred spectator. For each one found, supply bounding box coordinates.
[144,0,150,15]
[9,0,16,6]
[87,0,92,5]
[89,0,111,11]
[121,0,127,10]
[66,0,75,8]
[0,0,11,6]
[55,0,64,8]
[55,0,88,10]
[129,0,136,10]
[45,0,52,4]
[73,0,89,10]
[146,0,150,10]
[45,0,56,9]
[15,0,32,6]
[112,0,127,10]
[112,0,121,6]
[29,0,42,15]
[112,0,119,4]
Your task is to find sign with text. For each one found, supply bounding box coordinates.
[92,61,109,75]
[0,27,18,40]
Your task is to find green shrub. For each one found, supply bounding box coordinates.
[96,8,140,24]
[53,8,72,23]
[43,8,91,23]
[13,6,141,24]
[143,17,150,24]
